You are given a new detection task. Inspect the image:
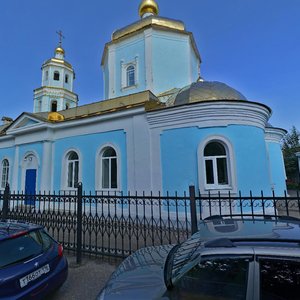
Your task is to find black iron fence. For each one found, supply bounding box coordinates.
[0,184,299,262]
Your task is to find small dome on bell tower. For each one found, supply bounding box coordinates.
[138,0,159,18]
[55,46,65,59]
[54,30,65,59]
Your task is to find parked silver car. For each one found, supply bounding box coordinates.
[97,216,300,300]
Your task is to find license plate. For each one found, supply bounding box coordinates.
[19,264,50,288]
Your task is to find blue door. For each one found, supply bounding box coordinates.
[25,169,36,205]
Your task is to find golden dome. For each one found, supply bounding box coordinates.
[139,0,159,18]
[48,112,65,122]
[167,81,247,107]
[55,46,65,55]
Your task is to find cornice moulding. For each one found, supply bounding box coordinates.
[147,101,271,130]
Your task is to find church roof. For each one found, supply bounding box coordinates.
[42,58,73,70]
[0,91,163,137]
[112,15,185,41]
[0,124,10,135]
[34,90,162,123]
[114,0,181,40]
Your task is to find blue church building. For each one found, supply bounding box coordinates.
[0,0,286,196]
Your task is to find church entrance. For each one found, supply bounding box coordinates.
[22,153,38,206]
[25,169,36,205]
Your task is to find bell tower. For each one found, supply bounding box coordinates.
[33,31,78,113]
[101,0,201,99]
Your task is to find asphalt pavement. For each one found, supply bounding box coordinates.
[47,254,122,300]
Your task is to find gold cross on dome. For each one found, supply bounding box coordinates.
[56,30,65,46]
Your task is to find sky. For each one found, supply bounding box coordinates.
[0,0,299,132]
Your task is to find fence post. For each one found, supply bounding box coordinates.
[76,182,83,264]
[2,183,10,219]
[189,185,198,234]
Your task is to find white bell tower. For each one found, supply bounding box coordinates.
[33,31,78,113]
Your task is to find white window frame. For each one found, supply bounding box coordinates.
[121,57,138,90]
[96,144,120,192]
[198,136,236,193]
[61,149,81,191]
[1,159,9,189]
[67,151,79,189]
[126,65,135,87]
[204,144,229,188]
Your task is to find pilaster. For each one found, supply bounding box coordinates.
[40,141,53,191]
[11,146,19,191]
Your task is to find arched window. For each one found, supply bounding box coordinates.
[53,71,60,81]
[51,101,57,112]
[67,151,79,188]
[101,147,118,189]
[65,103,69,110]
[65,74,69,83]
[1,159,9,189]
[126,65,135,87]
[204,142,228,186]
[45,71,49,80]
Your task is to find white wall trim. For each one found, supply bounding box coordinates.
[147,101,271,130]
[144,28,153,92]
[124,114,152,193]
[108,44,116,98]
[20,150,40,168]
[40,141,53,192]
[151,30,189,43]
[7,107,145,141]
[11,146,19,191]
[51,141,55,192]
[149,128,163,193]
[189,39,193,84]
[265,127,286,143]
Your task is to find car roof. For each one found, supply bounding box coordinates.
[194,217,300,242]
[0,219,43,242]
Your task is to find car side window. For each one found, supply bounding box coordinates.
[39,230,53,250]
[166,256,250,299]
[28,231,42,246]
[260,257,300,300]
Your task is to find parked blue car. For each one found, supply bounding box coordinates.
[0,219,68,299]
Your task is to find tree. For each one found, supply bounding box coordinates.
[282,126,300,185]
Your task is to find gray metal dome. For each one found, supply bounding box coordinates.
[167,81,247,106]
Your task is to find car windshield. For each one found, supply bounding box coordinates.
[0,231,44,268]
[164,234,204,288]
